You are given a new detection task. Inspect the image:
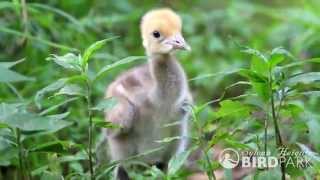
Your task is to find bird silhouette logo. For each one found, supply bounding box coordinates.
[219,148,240,169]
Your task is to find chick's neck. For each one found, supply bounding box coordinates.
[148,53,186,104]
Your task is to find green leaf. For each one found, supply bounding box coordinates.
[168,149,192,175]
[0,123,9,129]
[0,66,34,83]
[251,55,268,77]
[0,135,16,150]
[94,56,146,81]
[269,54,284,69]
[238,69,268,83]
[29,3,83,28]
[281,104,303,118]
[0,103,20,120]
[55,84,86,97]
[0,58,25,68]
[47,53,81,71]
[225,138,251,149]
[280,58,320,69]
[252,82,270,101]
[40,171,63,180]
[81,37,118,67]
[286,72,320,86]
[0,146,17,166]
[39,97,79,116]
[92,119,121,129]
[91,98,117,111]
[241,47,268,62]
[30,141,74,154]
[0,27,76,51]
[31,151,87,176]
[148,166,165,178]
[268,47,292,68]
[35,78,68,108]
[215,100,251,119]
[1,112,71,131]
[189,69,240,82]
[208,132,230,149]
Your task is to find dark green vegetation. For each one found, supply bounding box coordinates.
[1,0,320,179]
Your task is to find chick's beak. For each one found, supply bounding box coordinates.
[164,33,191,51]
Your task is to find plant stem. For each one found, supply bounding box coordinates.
[268,71,285,180]
[264,116,268,168]
[86,81,94,180]
[270,93,283,146]
[16,128,25,180]
[203,149,215,180]
[191,108,216,180]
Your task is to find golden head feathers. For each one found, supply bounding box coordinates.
[140,8,190,54]
[141,8,182,38]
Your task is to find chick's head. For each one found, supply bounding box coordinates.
[140,8,190,55]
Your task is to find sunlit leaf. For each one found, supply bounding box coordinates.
[269,47,293,68]
[47,53,81,71]
[241,47,268,62]
[81,37,118,67]
[0,123,9,129]
[251,55,268,77]
[215,100,251,119]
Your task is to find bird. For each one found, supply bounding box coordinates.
[105,8,192,179]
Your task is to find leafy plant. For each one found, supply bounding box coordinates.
[36,38,144,179]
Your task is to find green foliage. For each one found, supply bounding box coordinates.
[215,100,251,118]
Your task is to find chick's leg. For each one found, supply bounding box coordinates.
[106,98,136,180]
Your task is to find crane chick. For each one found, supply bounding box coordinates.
[105,8,192,179]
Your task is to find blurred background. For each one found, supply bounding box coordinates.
[0,0,320,179]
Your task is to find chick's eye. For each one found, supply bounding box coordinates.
[152,31,161,38]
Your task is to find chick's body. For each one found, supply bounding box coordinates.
[107,54,190,163]
[105,8,192,178]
